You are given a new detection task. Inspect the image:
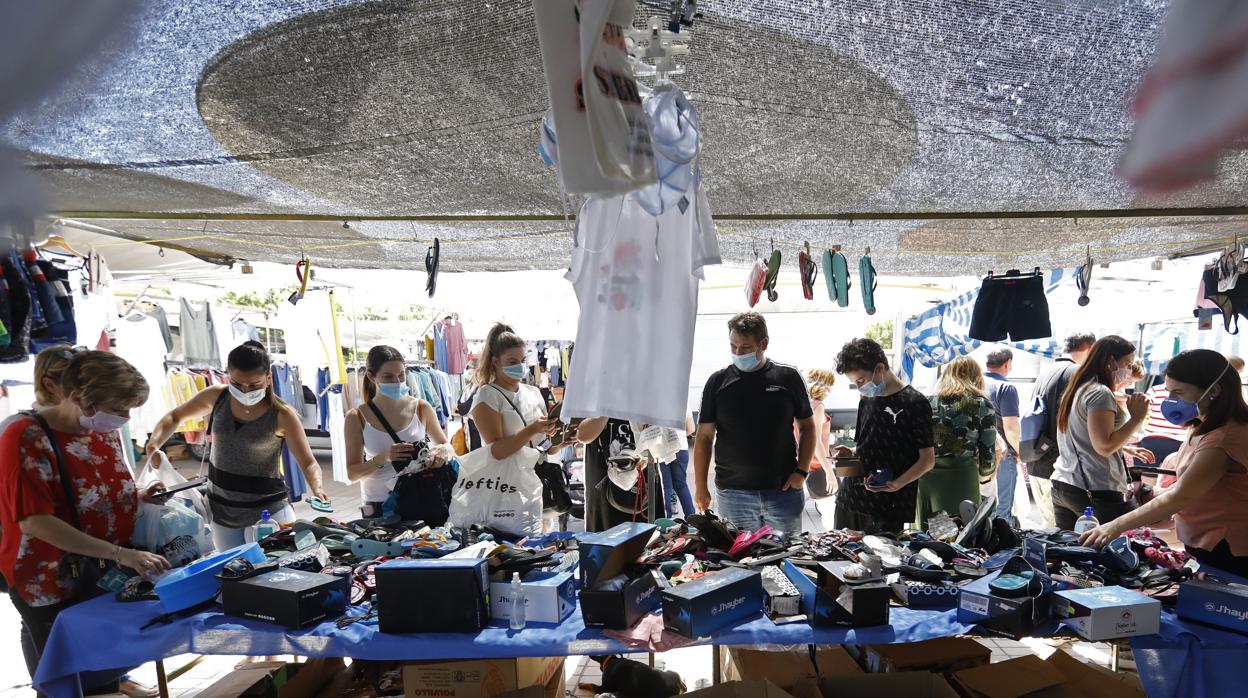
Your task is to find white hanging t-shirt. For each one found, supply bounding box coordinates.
[562,179,721,429]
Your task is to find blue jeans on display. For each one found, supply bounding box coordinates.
[995,453,1018,523]
[659,451,695,519]
[716,487,804,535]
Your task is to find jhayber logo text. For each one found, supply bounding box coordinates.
[636,584,658,604]
[1205,602,1248,621]
[712,596,746,616]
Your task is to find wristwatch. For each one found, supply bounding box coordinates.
[792,469,809,480]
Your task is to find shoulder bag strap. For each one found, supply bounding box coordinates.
[26,412,81,529]
[366,401,404,444]
[488,384,528,427]
[204,388,229,439]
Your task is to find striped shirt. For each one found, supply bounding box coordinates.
[1137,384,1190,442]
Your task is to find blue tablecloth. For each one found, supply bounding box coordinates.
[35,596,973,698]
[37,592,1246,698]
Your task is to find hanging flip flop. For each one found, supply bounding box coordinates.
[822,248,836,301]
[1076,246,1092,306]
[288,257,311,305]
[764,247,782,303]
[798,242,818,300]
[425,237,440,298]
[745,258,766,307]
[829,247,851,307]
[859,248,877,315]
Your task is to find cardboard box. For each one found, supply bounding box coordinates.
[1176,579,1248,635]
[195,661,288,698]
[221,569,349,629]
[1054,586,1161,641]
[282,659,346,698]
[662,566,764,637]
[581,569,664,629]
[577,522,657,589]
[783,560,890,628]
[489,570,576,625]
[790,672,960,698]
[377,558,490,634]
[401,657,563,698]
[950,655,1065,698]
[723,646,861,691]
[684,679,796,698]
[854,637,990,675]
[1045,649,1145,698]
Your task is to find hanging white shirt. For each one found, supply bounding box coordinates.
[114,312,171,436]
[562,178,720,429]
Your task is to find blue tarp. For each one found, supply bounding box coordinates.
[36,596,973,698]
[36,591,1245,697]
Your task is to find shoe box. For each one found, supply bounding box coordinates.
[220,569,349,629]
[957,538,1052,636]
[401,656,564,698]
[1176,578,1248,635]
[489,569,577,625]
[782,560,890,628]
[1053,585,1160,641]
[376,558,490,633]
[891,580,960,609]
[722,646,861,692]
[662,566,764,637]
[578,522,663,629]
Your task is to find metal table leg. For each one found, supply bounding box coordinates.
[712,644,722,685]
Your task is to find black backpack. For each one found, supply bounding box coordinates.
[367,402,457,526]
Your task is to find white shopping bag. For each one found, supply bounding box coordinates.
[137,451,211,525]
[447,444,544,538]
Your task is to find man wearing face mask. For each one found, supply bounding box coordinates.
[833,338,935,533]
[693,312,816,535]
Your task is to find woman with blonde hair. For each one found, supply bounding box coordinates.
[918,357,998,526]
[0,351,170,694]
[799,368,838,498]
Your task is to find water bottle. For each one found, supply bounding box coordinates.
[509,572,526,630]
[254,510,278,541]
[1074,507,1099,534]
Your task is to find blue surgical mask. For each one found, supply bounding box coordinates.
[377,383,408,400]
[1161,361,1230,425]
[501,364,528,381]
[857,369,886,399]
[732,353,760,372]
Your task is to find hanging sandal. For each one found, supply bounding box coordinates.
[745,258,766,307]
[798,242,818,300]
[828,248,851,307]
[763,249,782,302]
[859,250,878,315]
[425,237,440,298]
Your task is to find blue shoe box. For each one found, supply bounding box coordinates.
[957,539,1051,635]
[783,560,891,627]
[577,522,657,589]
[662,567,763,637]
[1177,579,1248,635]
[376,558,490,633]
[581,569,665,629]
[893,580,960,609]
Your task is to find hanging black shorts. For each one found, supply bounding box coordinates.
[969,273,1052,342]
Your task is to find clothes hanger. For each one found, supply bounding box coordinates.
[35,234,86,258]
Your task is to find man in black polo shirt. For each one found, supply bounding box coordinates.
[693,312,815,535]
[833,338,935,533]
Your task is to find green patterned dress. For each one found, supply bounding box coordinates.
[917,392,997,527]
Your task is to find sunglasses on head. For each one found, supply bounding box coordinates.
[57,346,88,360]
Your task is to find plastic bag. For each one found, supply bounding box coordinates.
[137,451,210,524]
[133,501,211,567]
[447,444,544,538]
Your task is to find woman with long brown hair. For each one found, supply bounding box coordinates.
[1081,350,1248,575]
[146,341,328,550]
[1051,336,1154,529]
[344,345,451,519]
[469,324,555,461]
[918,357,997,526]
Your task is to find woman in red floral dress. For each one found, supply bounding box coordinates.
[0,351,169,692]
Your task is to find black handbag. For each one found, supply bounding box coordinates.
[488,386,573,516]
[27,412,116,600]
[366,402,457,527]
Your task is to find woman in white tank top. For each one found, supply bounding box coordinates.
[345,346,452,517]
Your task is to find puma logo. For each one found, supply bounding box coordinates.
[884,407,904,424]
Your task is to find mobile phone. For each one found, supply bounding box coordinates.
[547,401,563,421]
[157,476,208,497]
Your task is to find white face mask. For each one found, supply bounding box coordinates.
[79,410,130,433]
[229,385,268,407]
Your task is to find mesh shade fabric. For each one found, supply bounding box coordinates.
[6,0,1248,273]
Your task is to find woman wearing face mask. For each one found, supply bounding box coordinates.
[345,345,453,519]
[145,341,328,550]
[1080,351,1248,575]
[0,351,170,694]
[1051,336,1155,530]
[470,324,556,464]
